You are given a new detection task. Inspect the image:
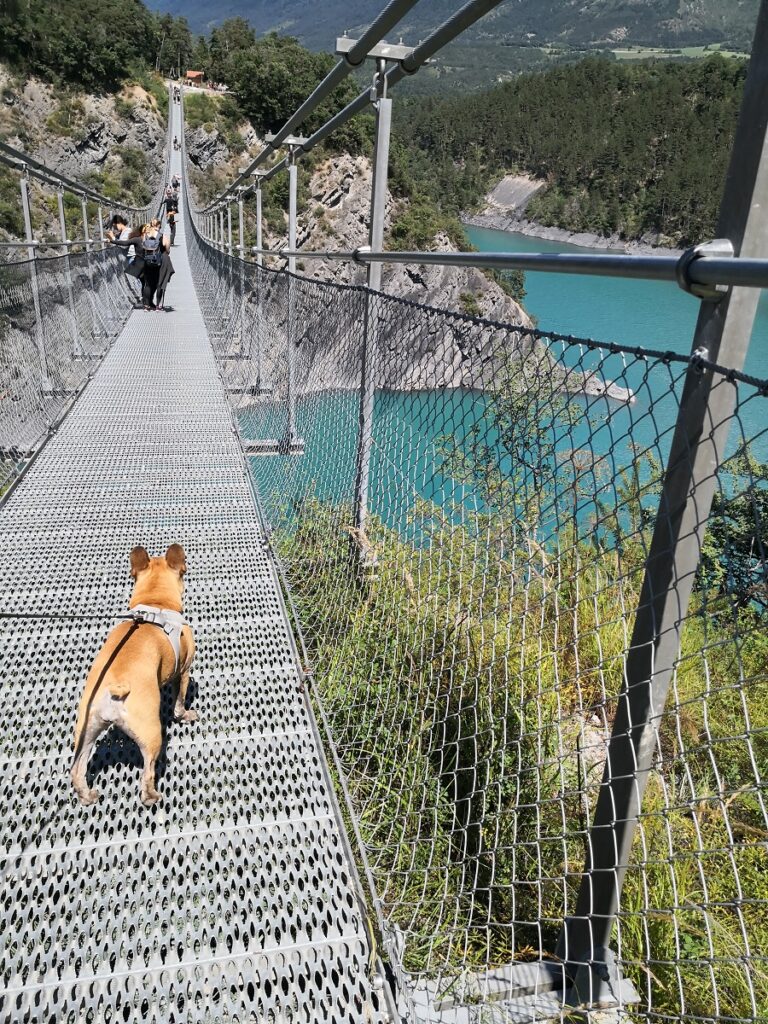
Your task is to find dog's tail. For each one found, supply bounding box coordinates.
[73,687,91,753]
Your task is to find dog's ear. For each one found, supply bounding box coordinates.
[130,546,150,578]
[165,543,187,576]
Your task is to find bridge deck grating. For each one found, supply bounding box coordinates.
[0,119,387,1023]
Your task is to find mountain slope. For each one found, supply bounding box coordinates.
[146,0,759,52]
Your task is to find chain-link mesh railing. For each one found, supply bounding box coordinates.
[0,248,136,497]
[187,223,767,1022]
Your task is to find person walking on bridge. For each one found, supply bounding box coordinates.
[164,185,179,218]
[140,219,173,310]
[166,208,178,247]
[113,219,172,310]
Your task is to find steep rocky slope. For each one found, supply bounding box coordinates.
[291,154,531,327]
[0,65,167,241]
[187,119,629,398]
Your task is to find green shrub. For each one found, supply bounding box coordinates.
[459,292,481,317]
[45,96,86,137]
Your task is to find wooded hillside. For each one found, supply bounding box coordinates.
[394,55,746,246]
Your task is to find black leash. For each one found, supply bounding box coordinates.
[73,621,142,760]
[0,610,137,622]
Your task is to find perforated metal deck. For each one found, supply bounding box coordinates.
[0,132,388,1023]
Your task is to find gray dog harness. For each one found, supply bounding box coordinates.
[116,605,185,674]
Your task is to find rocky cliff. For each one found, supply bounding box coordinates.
[290,154,534,331]
[0,65,166,241]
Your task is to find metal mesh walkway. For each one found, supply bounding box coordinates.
[0,118,387,1024]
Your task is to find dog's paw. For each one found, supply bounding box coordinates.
[141,787,162,807]
[176,708,199,724]
[77,787,101,806]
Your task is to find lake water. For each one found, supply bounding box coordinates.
[247,227,768,538]
[464,225,768,379]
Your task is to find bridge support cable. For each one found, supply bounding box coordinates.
[208,0,423,204]
[199,0,508,217]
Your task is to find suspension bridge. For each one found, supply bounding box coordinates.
[1,1,767,1022]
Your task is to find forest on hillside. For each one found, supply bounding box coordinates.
[394,55,746,247]
[0,2,749,248]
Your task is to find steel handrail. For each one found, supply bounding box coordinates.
[200,0,507,212]
[245,245,768,291]
[0,140,153,214]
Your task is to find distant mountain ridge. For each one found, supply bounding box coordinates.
[146,0,759,52]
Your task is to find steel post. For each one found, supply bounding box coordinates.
[556,0,768,1005]
[79,195,110,339]
[80,196,91,253]
[253,185,264,389]
[285,152,298,447]
[19,170,49,388]
[95,201,119,328]
[237,192,246,353]
[226,202,234,323]
[57,187,83,357]
[255,187,263,269]
[353,72,391,540]
[219,209,225,252]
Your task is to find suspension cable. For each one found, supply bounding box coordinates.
[200,0,507,212]
[0,140,153,214]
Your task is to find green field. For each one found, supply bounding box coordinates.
[613,44,748,60]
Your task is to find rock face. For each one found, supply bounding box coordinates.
[185,125,231,171]
[250,155,558,394]
[286,154,533,331]
[0,65,166,243]
[258,154,633,400]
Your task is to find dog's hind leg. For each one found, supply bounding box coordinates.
[138,719,163,807]
[174,668,198,723]
[71,715,108,806]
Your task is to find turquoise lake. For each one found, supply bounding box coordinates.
[464,225,768,380]
[248,228,768,536]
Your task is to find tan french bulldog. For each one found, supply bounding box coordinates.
[72,545,197,807]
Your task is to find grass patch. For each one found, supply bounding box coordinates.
[262,375,767,1015]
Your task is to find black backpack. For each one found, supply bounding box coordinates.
[143,233,163,266]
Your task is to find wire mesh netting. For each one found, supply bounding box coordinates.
[0,248,137,496]
[188,227,768,1023]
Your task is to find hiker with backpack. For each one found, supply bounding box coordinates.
[164,186,179,216]
[110,218,171,309]
[139,219,172,310]
[155,241,175,311]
